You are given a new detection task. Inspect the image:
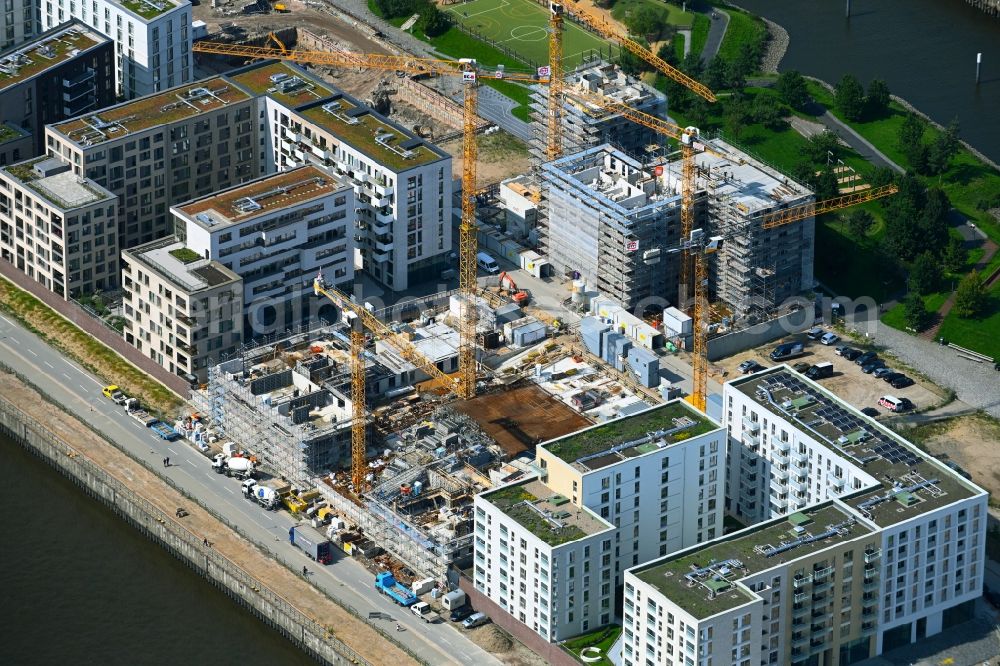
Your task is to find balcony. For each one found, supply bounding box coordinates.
[863,579,880,593]
[793,575,813,589]
[773,467,789,481]
[791,451,809,467]
[770,477,787,496]
[775,440,790,454]
[374,239,394,253]
[178,342,197,355]
[772,496,788,511]
[828,475,845,490]
[744,433,760,448]
[790,478,809,493]
[861,622,877,635]
[794,592,808,604]
[865,549,882,563]
[772,450,789,465]
[743,418,760,434]
[372,249,390,264]
[791,634,809,648]
[813,566,834,581]
[177,313,194,326]
[792,604,809,618]
[740,486,757,502]
[741,456,758,471]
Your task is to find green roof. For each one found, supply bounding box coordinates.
[0,123,28,145]
[118,0,177,19]
[633,504,873,619]
[543,401,718,471]
[228,61,335,108]
[484,479,610,547]
[0,26,101,93]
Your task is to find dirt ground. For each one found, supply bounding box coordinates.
[440,132,533,186]
[711,330,948,417]
[0,372,416,666]
[906,414,1000,498]
[453,381,591,456]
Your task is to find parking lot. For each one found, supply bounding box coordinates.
[711,329,949,418]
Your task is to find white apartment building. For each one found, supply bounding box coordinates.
[226,61,454,292]
[621,367,987,666]
[474,401,726,642]
[122,235,242,381]
[40,0,193,98]
[0,156,117,297]
[46,77,258,249]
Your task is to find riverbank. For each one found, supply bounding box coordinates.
[0,368,417,666]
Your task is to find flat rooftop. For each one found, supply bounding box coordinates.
[452,382,592,457]
[0,24,104,93]
[228,61,335,109]
[115,0,183,20]
[127,237,241,293]
[634,503,872,619]
[178,166,347,228]
[685,139,811,212]
[542,400,718,472]
[564,62,663,111]
[483,478,611,546]
[0,123,29,145]
[3,158,113,210]
[53,78,251,144]
[300,96,443,171]
[731,367,980,527]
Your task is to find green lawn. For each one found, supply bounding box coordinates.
[936,281,1000,359]
[881,291,949,331]
[689,13,710,58]
[716,5,767,62]
[610,0,694,41]
[815,208,904,303]
[673,32,685,60]
[562,625,622,665]
[444,0,612,68]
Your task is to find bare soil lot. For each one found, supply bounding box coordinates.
[905,414,1000,498]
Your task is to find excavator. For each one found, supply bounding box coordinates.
[497,272,530,306]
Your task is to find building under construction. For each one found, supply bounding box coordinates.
[541,139,814,320]
[529,61,667,163]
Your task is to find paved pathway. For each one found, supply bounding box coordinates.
[801,101,905,174]
[920,234,997,340]
[699,9,729,63]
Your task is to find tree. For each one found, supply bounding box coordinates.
[846,209,875,237]
[953,271,987,318]
[705,56,729,91]
[903,293,930,331]
[942,236,968,273]
[864,78,891,119]
[681,51,704,79]
[812,169,840,200]
[801,130,840,165]
[898,112,928,171]
[927,117,961,175]
[750,94,786,130]
[776,70,809,109]
[626,6,662,39]
[418,5,450,37]
[617,48,646,76]
[908,252,941,295]
[834,74,865,121]
[732,41,758,80]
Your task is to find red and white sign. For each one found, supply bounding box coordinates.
[537,65,551,78]
[626,240,639,253]
[463,70,477,82]
[494,70,505,79]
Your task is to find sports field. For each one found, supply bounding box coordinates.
[444,0,615,68]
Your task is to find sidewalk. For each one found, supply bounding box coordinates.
[699,9,729,63]
[803,100,905,174]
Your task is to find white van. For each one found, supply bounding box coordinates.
[877,395,912,412]
[476,252,499,274]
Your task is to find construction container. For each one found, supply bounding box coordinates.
[612,335,632,371]
[518,250,547,278]
[494,302,522,325]
[580,316,610,357]
[511,320,547,347]
[412,578,436,595]
[603,332,625,365]
[627,347,660,388]
[663,306,693,336]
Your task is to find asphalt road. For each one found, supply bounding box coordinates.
[0,313,499,666]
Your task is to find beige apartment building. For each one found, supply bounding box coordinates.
[45,77,259,250]
[0,156,117,298]
[122,235,242,382]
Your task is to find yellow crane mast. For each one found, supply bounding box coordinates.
[348,313,366,489]
[546,3,564,160]
[459,70,479,399]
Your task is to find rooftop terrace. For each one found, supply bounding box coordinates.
[53,79,251,144]
[0,25,103,93]
[542,401,718,472]
[300,96,442,171]
[177,166,346,227]
[127,237,241,293]
[0,123,29,146]
[634,503,873,619]
[228,62,334,108]
[732,367,980,527]
[483,478,611,546]
[3,158,113,210]
[117,0,181,20]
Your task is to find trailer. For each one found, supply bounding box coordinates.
[150,421,180,441]
[289,524,333,564]
[375,572,418,607]
[124,398,157,427]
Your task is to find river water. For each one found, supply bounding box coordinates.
[0,434,313,666]
[730,0,1000,164]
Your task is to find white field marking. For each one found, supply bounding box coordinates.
[62,372,71,380]
[446,0,510,19]
[9,337,19,345]
[44,361,54,369]
[27,349,37,357]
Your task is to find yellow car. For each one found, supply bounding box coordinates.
[102,385,120,399]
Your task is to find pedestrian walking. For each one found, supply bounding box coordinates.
[162,457,167,467]
[203,537,209,547]
[165,457,170,467]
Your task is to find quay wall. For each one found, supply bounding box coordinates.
[0,391,369,666]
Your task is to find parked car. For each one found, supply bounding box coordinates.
[881,372,905,384]
[840,348,862,361]
[855,351,878,366]
[738,359,758,372]
[820,332,841,346]
[740,360,766,374]
[792,362,811,373]
[861,360,886,374]
[872,367,894,379]
[450,606,474,623]
[462,612,490,630]
[860,407,880,417]
[890,375,915,389]
[806,327,826,340]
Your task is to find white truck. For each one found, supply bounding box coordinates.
[123,398,157,427]
[241,478,280,509]
[212,453,255,479]
[410,601,441,624]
